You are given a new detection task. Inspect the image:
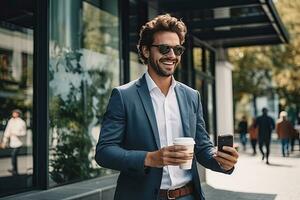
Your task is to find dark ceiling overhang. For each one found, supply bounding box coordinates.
[0,0,34,29]
[158,0,289,48]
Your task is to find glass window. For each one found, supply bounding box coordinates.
[174,62,184,82]
[129,0,147,81]
[207,83,215,135]
[193,47,203,72]
[130,51,146,81]
[193,45,216,135]
[195,76,204,92]
[206,50,212,75]
[49,0,119,186]
[0,2,34,196]
[194,47,214,75]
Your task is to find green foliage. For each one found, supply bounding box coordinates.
[50,129,93,183]
[49,49,114,184]
[230,0,300,110]
[48,3,121,184]
[268,0,300,106]
[230,47,273,103]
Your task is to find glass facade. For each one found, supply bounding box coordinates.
[48,0,119,186]
[130,52,146,80]
[193,48,203,71]
[0,0,217,197]
[207,83,215,135]
[0,1,34,196]
[129,0,147,81]
[193,47,216,136]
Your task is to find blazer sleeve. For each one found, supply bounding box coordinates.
[95,88,148,177]
[194,91,233,174]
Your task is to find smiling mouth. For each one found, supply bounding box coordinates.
[160,59,177,66]
[161,61,175,65]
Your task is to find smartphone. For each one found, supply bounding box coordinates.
[217,134,233,153]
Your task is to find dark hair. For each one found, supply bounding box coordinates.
[12,109,22,115]
[137,14,187,64]
[11,109,22,117]
[262,108,268,114]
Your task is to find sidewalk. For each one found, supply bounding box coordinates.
[204,140,300,200]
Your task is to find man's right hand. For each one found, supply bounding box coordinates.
[144,145,193,168]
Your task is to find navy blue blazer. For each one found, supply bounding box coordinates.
[95,74,232,200]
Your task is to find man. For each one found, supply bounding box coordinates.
[1,109,27,175]
[238,116,248,151]
[95,14,238,200]
[255,108,275,164]
[276,111,295,157]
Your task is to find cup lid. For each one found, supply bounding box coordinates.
[173,137,195,145]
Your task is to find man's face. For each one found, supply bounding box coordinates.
[145,31,182,77]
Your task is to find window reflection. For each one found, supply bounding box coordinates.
[0,21,33,195]
[130,52,146,81]
[129,0,147,81]
[49,0,119,186]
[207,83,215,135]
[193,47,216,135]
[193,47,203,71]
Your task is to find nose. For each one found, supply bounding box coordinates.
[165,48,176,57]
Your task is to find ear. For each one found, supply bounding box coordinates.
[142,46,149,59]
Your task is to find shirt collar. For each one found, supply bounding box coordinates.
[145,71,177,93]
[170,75,177,90]
[145,71,158,92]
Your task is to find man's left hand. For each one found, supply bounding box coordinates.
[213,146,239,171]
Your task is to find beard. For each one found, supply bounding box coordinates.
[148,56,179,77]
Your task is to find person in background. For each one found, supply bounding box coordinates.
[1,109,27,175]
[238,116,248,151]
[290,123,300,152]
[293,120,300,151]
[255,108,275,165]
[276,111,294,157]
[248,118,258,155]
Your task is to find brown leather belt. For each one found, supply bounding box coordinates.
[159,182,194,200]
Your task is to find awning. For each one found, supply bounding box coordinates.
[0,0,34,29]
[158,0,289,47]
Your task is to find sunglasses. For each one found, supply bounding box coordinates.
[150,44,185,56]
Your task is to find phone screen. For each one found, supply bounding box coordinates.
[217,134,233,153]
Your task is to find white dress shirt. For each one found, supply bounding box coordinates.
[3,117,27,148]
[145,72,192,189]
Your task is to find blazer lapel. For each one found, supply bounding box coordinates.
[175,84,191,137]
[136,75,161,149]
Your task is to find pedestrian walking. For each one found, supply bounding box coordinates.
[95,14,238,200]
[290,124,300,152]
[1,109,27,175]
[248,118,258,155]
[276,111,294,157]
[255,108,275,164]
[238,116,248,151]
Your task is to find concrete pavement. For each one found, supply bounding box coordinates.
[0,155,33,177]
[204,139,300,200]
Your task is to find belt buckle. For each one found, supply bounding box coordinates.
[167,188,176,200]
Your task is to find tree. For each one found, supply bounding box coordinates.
[229,0,300,120]
[229,47,273,116]
[268,0,300,111]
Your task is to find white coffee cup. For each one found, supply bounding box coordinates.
[173,137,195,170]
